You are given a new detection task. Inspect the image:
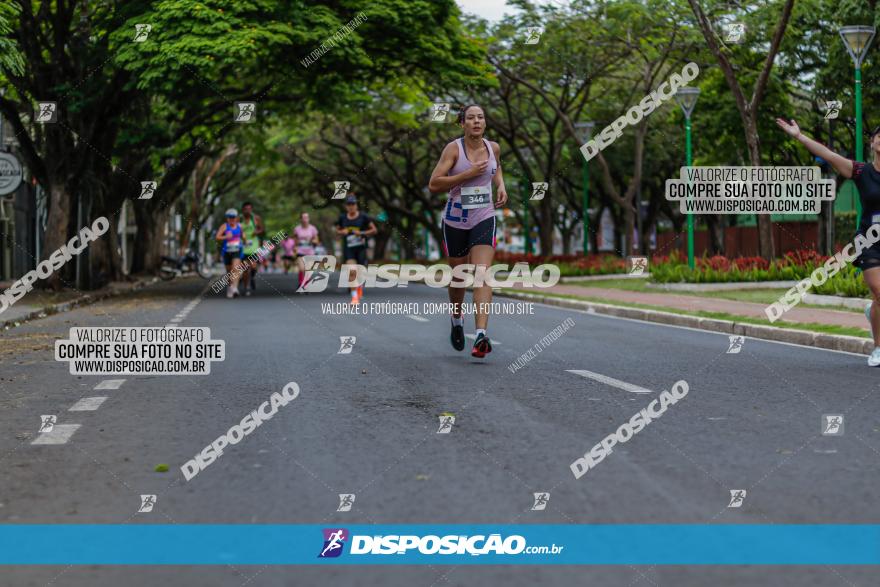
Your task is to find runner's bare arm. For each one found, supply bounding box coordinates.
[363,221,378,237]
[491,141,508,206]
[776,118,854,178]
[215,224,228,241]
[428,143,485,193]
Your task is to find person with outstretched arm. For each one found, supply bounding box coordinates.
[777,118,880,365]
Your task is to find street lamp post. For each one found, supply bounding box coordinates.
[574,121,595,256]
[840,25,875,227]
[674,87,700,269]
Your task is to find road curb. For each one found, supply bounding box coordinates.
[1,277,159,331]
[496,290,874,355]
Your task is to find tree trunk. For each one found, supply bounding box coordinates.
[590,206,602,254]
[746,123,775,258]
[538,199,553,255]
[132,205,168,274]
[374,227,390,260]
[623,206,635,257]
[87,229,115,288]
[86,188,126,285]
[706,215,725,255]
[561,228,572,255]
[42,182,72,290]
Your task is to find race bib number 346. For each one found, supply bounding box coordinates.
[461,185,492,209]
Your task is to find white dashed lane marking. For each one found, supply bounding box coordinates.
[94,379,126,390]
[567,369,653,394]
[166,287,209,326]
[404,314,429,322]
[31,424,81,445]
[68,397,108,411]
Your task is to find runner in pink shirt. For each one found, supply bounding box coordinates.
[280,235,296,273]
[293,213,320,288]
[428,104,508,359]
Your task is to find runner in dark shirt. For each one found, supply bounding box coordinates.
[777,118,880,365]
[335,194,377,304]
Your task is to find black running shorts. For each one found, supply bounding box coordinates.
[442,217,496,258]
[223,251,243,266]
[855,240,880,271]
[343,246,368,265]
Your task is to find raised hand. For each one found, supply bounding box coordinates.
[775,118,801,138]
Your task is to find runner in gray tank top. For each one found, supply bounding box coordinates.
[428,104,509,358]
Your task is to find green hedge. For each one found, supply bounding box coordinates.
[649,250,871,298]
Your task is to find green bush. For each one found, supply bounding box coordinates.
[649,249,870,298]
[811,264,870,297]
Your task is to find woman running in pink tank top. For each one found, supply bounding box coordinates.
[428,104,508,358]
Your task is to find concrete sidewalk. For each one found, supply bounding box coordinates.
[515,284,870,331]
[0,277,158,330]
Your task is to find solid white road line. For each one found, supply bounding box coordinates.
[31,424,81,445]
[68,397,108,411]
[404,314,429,322]
[94,379,126,390]
[566,369,653,394]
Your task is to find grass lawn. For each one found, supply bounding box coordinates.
[503,290,871,339]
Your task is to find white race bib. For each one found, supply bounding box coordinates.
[346,234,365,248]
[460,185,492,209]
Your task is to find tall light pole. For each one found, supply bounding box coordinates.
[674,87,700,269]
[840,25,875,227]
[574,121,595,256]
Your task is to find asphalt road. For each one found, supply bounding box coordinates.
[1,272,878,586]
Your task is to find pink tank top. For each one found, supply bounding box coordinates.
[293,225,318,254]
[443,137,497,229]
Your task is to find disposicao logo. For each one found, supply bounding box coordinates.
[319,528,348,558]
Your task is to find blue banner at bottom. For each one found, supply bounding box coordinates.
[1,525,878,565]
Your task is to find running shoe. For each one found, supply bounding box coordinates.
[869,346,880,367]
[233,287,241,298]
[450,319,465,351]
[226,287,234,299]
[357,285,364,298]
[350,292,359,305]
[245,290,252,297]
[471,332,492,358]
